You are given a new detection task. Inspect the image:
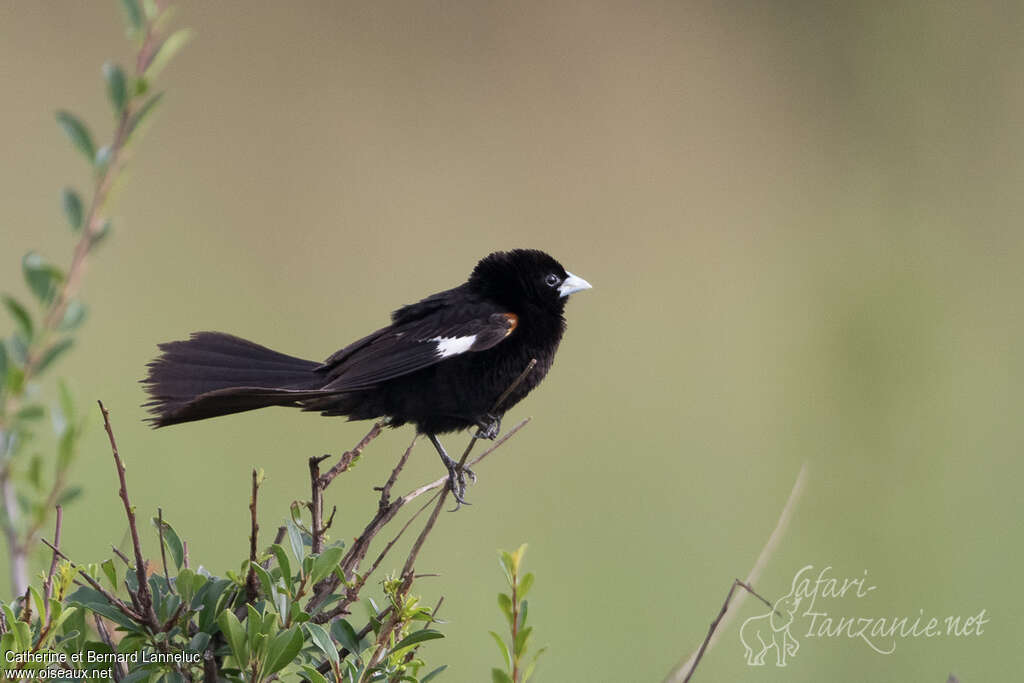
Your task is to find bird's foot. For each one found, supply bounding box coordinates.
[475,413,501,440]
[444,459,477,509]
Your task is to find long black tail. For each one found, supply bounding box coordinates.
[143,332,332,427]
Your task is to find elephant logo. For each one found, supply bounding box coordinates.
[739,587,802,667]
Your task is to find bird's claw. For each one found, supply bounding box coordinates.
[475,413,501,440]
[444,461,476,509]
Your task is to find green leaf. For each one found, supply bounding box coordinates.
[10,334,29,365]
[331,619,362,655]
[61,187,84,232]
[36,338,74,374]
[0,343,7,389]
[57,428,77,470]
[103,62,128,114]
[263,627,303,675]
[497,593,513,626]
[27,454,43,489]
[518,572,534,600]
[216,609,248,669]
[2,294,32,337]
[67,587,144,633]
[421,666,448,683]
[514,625,532,658]
[119,0,144,34]
[144,28,193,80]
[126,92,163,139]
[492,669,513,683]
[3,296,33,338]
[55,111,96,164]
[286,519,304,565]
[28,585,45,624]
[100,559,118,591]
[188,631,211,653]
[57,378,75,420]
[523,646,547,682]
[271,544,293,594]
[489,631,511,670]
[308,546,344,585]
[305,622,338,665]
[388,629,444,655]
[151,516,185,570]
[300,666,329,683]
[57,486,82,506]
[498,551,515,586]
[23,251,64,304]
[251,562,275,602]
[58,300,87,332]
[17,404,44,421]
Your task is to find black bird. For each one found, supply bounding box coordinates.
[142,249,591,503]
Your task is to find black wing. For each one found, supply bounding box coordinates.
[317,305,517,392]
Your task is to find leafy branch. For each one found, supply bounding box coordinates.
[0,0,190,596]
[0,383,532,682]
[490,544,545,683]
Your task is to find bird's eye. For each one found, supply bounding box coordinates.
[544,273,561,287]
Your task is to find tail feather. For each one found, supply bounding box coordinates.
[143,332,332,426]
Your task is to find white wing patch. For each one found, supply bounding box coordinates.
[430,335,477,358]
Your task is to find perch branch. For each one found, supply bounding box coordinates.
[308,417,530,621]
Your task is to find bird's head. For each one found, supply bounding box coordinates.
[469,249,592,315]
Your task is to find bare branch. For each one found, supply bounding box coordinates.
[309,454,329,554]
[111,545,132,567]
[664,461,808,683]
[94,615,125,682]
[682,579,776,683]
[245,469,261,604]
[375,436,418,509]
[98,400,159,629]
[42,505,64,619]
[321,422,385,488]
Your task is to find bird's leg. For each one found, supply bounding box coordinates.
[428,433,475,507]
[474,413,502,440]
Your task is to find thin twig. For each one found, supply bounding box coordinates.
[98,400,158,628]
[111,545,132,567]
[683,579,776,683]
[664,462,808,683]
[94,615,125,682]
[309,454,329,554]
[42,505,64,617]
[245,469,261,604]
[321,422,385,487]
[375,436,418,509]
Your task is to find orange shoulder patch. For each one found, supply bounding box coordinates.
[502,312,519,336]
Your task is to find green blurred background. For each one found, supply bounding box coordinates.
[2,1,1023,680]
